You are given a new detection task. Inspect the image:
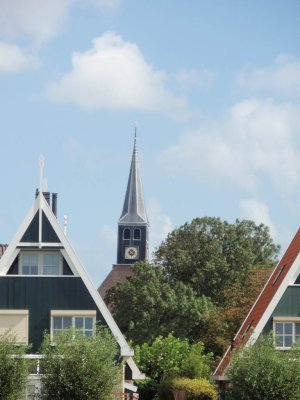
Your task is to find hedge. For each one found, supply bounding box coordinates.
[172,377,217,400]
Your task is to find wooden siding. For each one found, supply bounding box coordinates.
[0,276,107,351]
[263,286,300,333]
[20,211,59,243]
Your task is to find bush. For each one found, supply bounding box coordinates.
[0,331,29,400]
[172,377,217,400]
[228,334,300,400]
[40,327,121,400]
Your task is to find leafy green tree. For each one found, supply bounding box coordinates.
[106,262,213,345]
[155,217,279,304]
[134,333,212,382]
[134,334,213,400]
[228,335,300,400]
[0,331,29,400]
[40,327,121,400]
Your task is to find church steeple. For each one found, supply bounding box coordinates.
[117,134,149,264]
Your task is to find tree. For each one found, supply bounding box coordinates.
[0,331,29,400]
[40,327,121,400]
[134,334,213,400]
[228,335,300,400]
[155,217,279,304]
[106,262,213,345]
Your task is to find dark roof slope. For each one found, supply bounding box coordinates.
[214,228,300,379]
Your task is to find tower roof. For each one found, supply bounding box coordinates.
[119,136,148,225]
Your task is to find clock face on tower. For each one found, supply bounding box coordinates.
[125,246,139,260]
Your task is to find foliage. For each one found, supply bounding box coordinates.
[172,377,217,400]
[39,326,121,400]
[136,378,159,400]
[106,262,213,345]
[219,266,271,343]
[134,333,212,382]
[134,334,213,400]
[228,335,300,400]
[155,217,279,304]
[0,331,29,400]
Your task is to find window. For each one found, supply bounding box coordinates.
[134,228,141,240]
[19,252,62,275]
[51,310,96,339]
[274,320,300,348]
[23,385,36,400]
[22,254,38,275]
[0,310,29,344]
[123,228,131,239]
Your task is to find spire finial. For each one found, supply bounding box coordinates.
[38,155,45,194]
[134,121,138,152]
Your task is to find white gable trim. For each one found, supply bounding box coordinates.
[245,252,300,347]
[0,194,134,356]
[125,356,146,380]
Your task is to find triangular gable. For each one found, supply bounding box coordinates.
[0,193,134,357]
[214,228,300,379]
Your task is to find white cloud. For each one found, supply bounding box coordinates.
[0,42,39,73]
[0,0,72,45]
[0,0,121,46]
[237,55,300,99]
[239,199,277,238]
[147,198,173,258]
[45,32,188,114]
[159,98,300,193]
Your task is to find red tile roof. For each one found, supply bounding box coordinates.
[98,265,134,301]
[214,228,300,378]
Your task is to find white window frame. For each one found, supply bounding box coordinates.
[0,310,29,344]
[18,251,63,276]
[273,317,300,349]
[50,310,96,341]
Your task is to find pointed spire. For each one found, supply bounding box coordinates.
[119,133,148,224]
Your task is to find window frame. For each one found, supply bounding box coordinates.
[50,310,96,341]
[18,251,63,276]
[273,317,300,349]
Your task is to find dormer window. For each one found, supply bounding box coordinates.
[134,228,141,240]
[19,252,62,275]
[123,228,131,240]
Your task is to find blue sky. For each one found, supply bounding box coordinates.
[1,0,300,285]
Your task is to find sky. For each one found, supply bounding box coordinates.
[0,0,300,286]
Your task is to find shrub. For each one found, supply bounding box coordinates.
[172,377,217,400]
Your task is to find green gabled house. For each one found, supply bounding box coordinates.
[0,189,144,399]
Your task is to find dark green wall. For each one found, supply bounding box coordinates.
[0,276,107,352]
[263,286,300,333]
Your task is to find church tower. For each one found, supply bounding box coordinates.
[117,135,149,264]
[98,134,149,300]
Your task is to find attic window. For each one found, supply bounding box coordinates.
[19,252,62,276]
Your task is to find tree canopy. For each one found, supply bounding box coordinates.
[155,217,279,304]
[40,327,121,400]
[106,217,279,356]
[106,261,213,345]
